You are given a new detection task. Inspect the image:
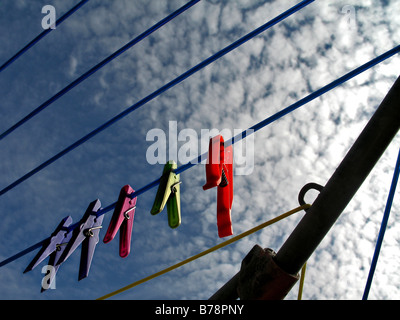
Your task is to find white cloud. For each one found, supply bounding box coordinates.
[0,0,399,301]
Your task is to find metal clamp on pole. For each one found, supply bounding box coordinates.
[237,245,300,300]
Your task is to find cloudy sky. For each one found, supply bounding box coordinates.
[0,0,399,300]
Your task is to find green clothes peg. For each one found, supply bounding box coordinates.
[151,160,181,228]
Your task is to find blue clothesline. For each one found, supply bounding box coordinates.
[0,0,90,74]
[0,0,201,141]
[0,0,314,197]
[1,44,398,269]
[362,146,400,300]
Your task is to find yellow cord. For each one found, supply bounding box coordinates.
[97,204,311,300]
[297,262,307,300]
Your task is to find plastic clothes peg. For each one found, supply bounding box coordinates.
[150,160,181,229]
[56,199,102,266]
[103,185,137,258]
[41,230,73,292]
[217,144,233,237]
[24,215,73,273]
[203,135,234,238]
[203,135,226,190]
[79,213,104,280]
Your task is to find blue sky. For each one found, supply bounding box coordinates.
[0,0,399,300]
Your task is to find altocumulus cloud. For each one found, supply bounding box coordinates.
[0,0,399,300]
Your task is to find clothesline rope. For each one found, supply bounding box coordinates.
[297,262,307,300]
[96,204,311,300]
[0,44,398,269]
[0,0,201,141]
[0,1,397,301]
[362,146,400,300]
[0,0,314,197]
[0,0,89,74]
[98,43,400,213]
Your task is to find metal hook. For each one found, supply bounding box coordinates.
[298,183,324,209]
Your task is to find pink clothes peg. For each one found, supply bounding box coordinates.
[203,135,234,238]
[103,185,137,258]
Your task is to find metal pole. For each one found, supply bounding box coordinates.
[209,272,240,300]
[274,75,400,275]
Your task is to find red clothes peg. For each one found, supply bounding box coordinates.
[203,135,234,238]
[103,185,137,258]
